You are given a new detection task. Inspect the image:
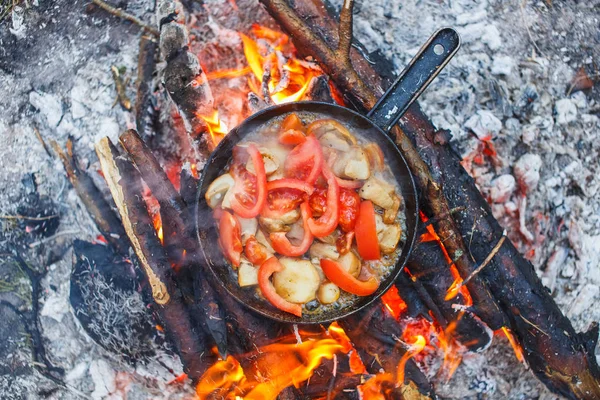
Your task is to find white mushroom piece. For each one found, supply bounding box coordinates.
[205,173,234,209]
[245,146,281,176]
[237,217,258,245]
[309,119,357,149]
[259,209,300,232]
[337,251,361,277]
[238,257,258,287]
[359,176,402,223]
[331,146,371,180]
[255,228,275,254]
[272,258,321,303]
[317,282,340,304]
[375,214,402,254]
[309,242,340,262]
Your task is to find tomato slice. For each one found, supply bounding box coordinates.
[279,129,306,145]
[259,257,302,317]
[281,113,305,133]
[219,211,242,267]
[270,202,313,257]
[230,144,267,218]
[308,186,327,217]
[338,189,360,232]
[284,135,323,184]
[307,164,339,237]
[354,200,381,260]
[336,231,355,255]
[244,235,268,265]
[262,188,305,219]
[320,258,379,296]
[266,179,314,195]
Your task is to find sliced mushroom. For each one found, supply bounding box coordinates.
[374,213,386,234]
[238,217,258,244]
[319,131,352,152]
[307,119,357,145]
[273,258,320,303]
[383,193,402,224]
[363,142,385,172]
[309,242,340,261]
[238,258,258,287]
[332,146,370,180]
[317,282,340,304]
[205,173,234,209]
[359,176,396,210]
[317,231,339,245]
[338,251,361,278]
[255,228,275,254]
[246,147,280,176]
[259,209,300,233]
[378,223,402,254]
[287,220,306,243]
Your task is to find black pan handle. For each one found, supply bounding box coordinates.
[366,28,460,133]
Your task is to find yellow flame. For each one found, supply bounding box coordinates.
[396,335,426,387]
[501,327,525,363]
[197,109,228,149]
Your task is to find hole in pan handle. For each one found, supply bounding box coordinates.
[366,27,461,133]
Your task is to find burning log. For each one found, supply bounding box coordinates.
[157,0,215,155]
[407,240,493,352]
[118,129,229,358]
[95,137,214,380]
[401,112,600,399]
[47,136,129,255]
[339,305,435,399]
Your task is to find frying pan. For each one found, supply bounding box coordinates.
[196,28,460,324]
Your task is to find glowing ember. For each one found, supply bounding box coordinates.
[381,285,408,320]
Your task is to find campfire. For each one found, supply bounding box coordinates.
[12,0,600,399]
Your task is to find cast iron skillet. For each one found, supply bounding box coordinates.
[196,28,460,324]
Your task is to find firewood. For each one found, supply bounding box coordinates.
[394,270,437,323]
[339,305,435,399]
[179,162,199,208]
[47,137,128,255]
[404,119,600,399]
[408,241,493,351]
[94,137,213,380]
[135,34,158,135]
[118,129,229,358]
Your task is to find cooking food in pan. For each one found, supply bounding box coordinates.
[205,111,407,317]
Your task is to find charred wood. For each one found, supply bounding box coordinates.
[404,118,600,399]
[135,35,158,135]
[408,241,493,352]
[339,305,435,399]
[95,137,214,381]
[48,138,128,255]
[179,162,199,208]
[394,270,436,323]
[118,129,228,358]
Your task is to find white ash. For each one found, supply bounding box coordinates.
[1,0,599,399]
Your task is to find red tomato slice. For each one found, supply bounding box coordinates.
[262,188,305,219]
[258,257,302,317]
[244,236,268,265]
[354,200,381,260]
[338,189,360,232]
[230,144,267,218]
[307,164,339,238]
[219,211,242,267]
[308,186,327,217]
[266,179,314,195]
[284,135,323,184]
[279,129,306,145]
[270,202,313,257]
[280,113,305,133]
[320,258,379,296]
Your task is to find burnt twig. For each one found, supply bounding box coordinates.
[91,0,159,36]
[458,232,507,289]
[110,65,132,111]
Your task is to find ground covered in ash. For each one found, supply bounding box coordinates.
[0,0,599,399]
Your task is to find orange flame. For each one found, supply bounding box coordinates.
[396,335,426,386]
[197,109,228,150]
[500,327,525,363]
[381,285,408,320]
[196,337,343,399]
[419,211,472,305]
